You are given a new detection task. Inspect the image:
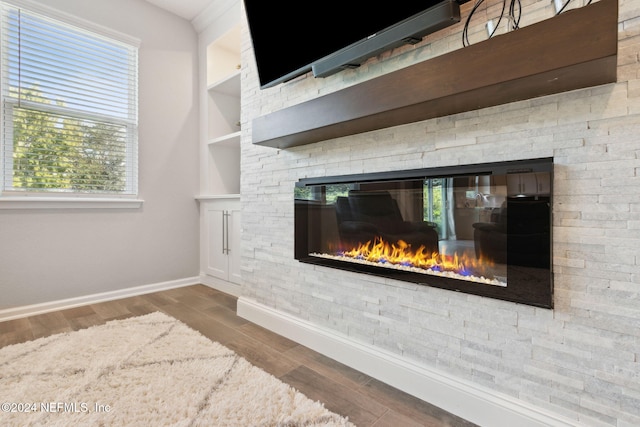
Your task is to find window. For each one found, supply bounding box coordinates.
[294,183,352,203]
[423,178,448,239]
[0,3,138,197]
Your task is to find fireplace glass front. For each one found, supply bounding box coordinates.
[295,158,553,308]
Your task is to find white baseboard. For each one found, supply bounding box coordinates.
[0,277,201,322]
[237,297,580,427]
[198,274,241,297]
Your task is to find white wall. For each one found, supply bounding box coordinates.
[0,0,200,308]
[241,0,640,425]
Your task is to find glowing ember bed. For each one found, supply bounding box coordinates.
[294,158,553,308]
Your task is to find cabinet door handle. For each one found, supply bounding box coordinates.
[222,211,230,255]
[225,211,230,254]
[221,211,226,255]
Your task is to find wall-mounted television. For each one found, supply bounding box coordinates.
[244,0,469,89]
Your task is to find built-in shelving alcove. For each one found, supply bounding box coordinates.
[253,0,618,149]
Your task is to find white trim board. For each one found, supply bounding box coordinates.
[0,197,144,210]
[198,273,241,297]
[237,297,582,427]
[0,277,200,321]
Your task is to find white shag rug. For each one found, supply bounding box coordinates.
[0,312,354,426]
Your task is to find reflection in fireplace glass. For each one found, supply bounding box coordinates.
[294,159,553,308]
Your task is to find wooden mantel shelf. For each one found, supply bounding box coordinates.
[253,0,618,149]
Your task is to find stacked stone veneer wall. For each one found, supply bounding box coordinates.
[240,0,640,425]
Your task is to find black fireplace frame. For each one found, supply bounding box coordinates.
[295,158,554,308]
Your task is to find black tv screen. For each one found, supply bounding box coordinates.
[244,1,462,89]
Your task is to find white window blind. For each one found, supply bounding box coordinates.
[0,3,138,195]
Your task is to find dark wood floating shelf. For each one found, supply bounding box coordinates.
[253,0,618,149]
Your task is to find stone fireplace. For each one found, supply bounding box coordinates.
[240,0,640,424]
[295,158,553,308]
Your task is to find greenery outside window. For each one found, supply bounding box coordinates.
[0,3,138,199]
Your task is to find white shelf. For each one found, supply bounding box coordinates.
[207,70,240,97]
[206,25,241,87]
[202,21,241,200]
[199,15,242,289]
[208,131,240,147]
[196,194,240,201]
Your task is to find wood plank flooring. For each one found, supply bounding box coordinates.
[0,284,477,427]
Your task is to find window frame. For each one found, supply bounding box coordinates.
[0,0,142,209]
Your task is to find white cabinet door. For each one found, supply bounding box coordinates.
[200,198,242,284]
[203,204,228,280]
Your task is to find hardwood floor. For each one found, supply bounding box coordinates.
[0,284,477,427]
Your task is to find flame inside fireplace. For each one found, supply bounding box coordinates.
[311,237,507,287]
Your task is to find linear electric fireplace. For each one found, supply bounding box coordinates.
[295,158,553,308]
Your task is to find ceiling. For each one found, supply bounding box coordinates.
[144,0,214,21]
